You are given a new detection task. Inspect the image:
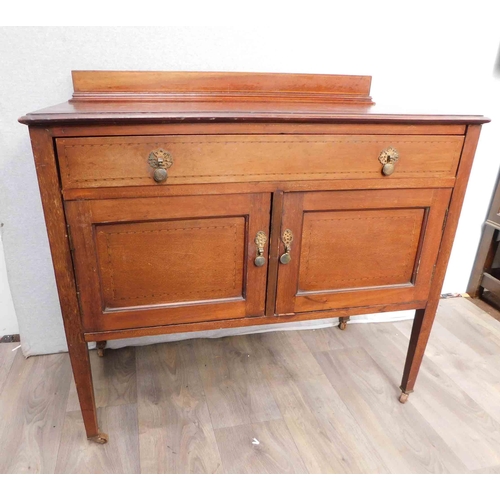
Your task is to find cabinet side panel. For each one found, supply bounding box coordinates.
[29,128,81,342]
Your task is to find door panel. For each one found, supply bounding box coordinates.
[299,208,425,291]
[66,193,270,332]
[276,189,451,315]
[95,217,245,309]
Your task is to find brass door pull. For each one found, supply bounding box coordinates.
[254,231,268,267]
[280,229,293,264]
[379,146,399,176]
[148,148,174,183]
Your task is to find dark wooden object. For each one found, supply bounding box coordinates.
[20,71,488,442]
[467,169,500,303]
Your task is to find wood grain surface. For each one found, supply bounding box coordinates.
[66,193,270,332]
[29,127,100,439]
[0,352,72,473]
[56,134,463,189]
[0,343,19,396]
[21,71,488,449]
[55,404,140,473]
[276,188,451,315]
[66,348,137,410]
[3,298,500,473]
[136,341,222,474]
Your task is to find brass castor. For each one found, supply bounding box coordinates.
[96,341,107,358]
[399,392,410,404]
[88,432,109,444]
[338,316,350,330]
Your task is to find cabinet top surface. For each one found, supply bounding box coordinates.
[19,71,489,126]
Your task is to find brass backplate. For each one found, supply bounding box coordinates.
[148,148,174,170]
[282,229,293,248]
[378,146,399,166]
[255,231,267,249]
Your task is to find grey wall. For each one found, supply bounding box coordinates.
[0,232,18,338]
[1,26,499,356]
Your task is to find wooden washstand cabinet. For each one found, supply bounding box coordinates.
[20,71,489,443]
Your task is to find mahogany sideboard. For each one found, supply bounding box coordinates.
[20,71,489,443]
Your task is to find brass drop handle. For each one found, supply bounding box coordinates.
[379,146,400,176]
[280,229,293,264]
[148,148,174,183]
[254,231,268,267]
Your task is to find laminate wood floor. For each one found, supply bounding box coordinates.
[1,298,500,474]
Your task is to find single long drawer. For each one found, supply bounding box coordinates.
[57,134,464,189]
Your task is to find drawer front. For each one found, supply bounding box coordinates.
[57,134,464,190]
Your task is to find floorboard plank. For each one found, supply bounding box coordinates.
[55,404,140,473]
[194,336,281,430]
[214,420,307,473]
[3,298,500,474]
[246,331,390,473]
[467,295,500,323]
[472,465,500,474]
[300,326,360,353]
[0,342,19,396]
[0,351,71,473]
[137,341,222,474]
[407,316,500,423]
[67,347,137,410]
[359,321,500,471]
[315,343,468,473]
[433,299,500,357]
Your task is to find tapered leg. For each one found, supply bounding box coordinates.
[399,301,439,402]
[399,126,484,402]
[28,128,108,443]
[68,339,108,443]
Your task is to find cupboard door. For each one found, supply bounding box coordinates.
[275,189,451,315]
[66,193,270,332]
